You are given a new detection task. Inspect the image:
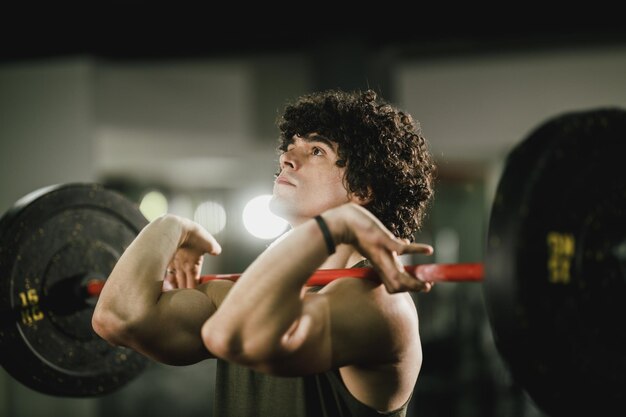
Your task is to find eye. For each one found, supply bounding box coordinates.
[312,146,324,156]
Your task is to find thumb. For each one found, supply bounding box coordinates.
[186,223,222,255]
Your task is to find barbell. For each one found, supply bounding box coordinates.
[0,108,624,417]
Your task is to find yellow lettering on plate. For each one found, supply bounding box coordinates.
[546,232,575,284]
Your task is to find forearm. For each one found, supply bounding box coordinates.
[201,201,432,370]
[203,209,343,362]
[93,215,183,340]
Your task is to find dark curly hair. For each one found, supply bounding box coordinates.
[276,89,435,240]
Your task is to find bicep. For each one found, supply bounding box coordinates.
[128,280,233,365]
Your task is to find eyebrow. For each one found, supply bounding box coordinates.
[301,133,337,152]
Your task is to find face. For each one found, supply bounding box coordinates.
[270,133,352,226]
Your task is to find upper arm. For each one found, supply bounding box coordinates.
[113,280,234,365]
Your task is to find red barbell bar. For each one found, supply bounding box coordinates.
[85,263,484,297]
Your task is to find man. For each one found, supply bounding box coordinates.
[93,89,436,416]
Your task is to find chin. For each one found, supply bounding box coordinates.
[269,195,289,217]
[269,195,298,226]
[269,194,312,227]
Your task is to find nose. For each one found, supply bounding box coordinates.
[280,148,298,170]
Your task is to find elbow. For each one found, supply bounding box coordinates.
[92,308,120,344]
[92,306,137,347]
[201,319,245,362]
[201,319,279,368]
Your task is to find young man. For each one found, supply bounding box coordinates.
[93,89,436,416]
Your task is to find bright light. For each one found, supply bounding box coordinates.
[139,190,168,221]
[194,201,227,234]
[243,194,288,239]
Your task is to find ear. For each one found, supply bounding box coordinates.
[348,188,373,206]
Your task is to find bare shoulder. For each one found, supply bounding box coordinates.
[317,277,420,365]
[320,277,418,322]
[316,278,422,411]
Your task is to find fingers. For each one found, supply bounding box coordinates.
[184,221,222,255]
[185,261,200,288]
[375,238,435,294]
[175,268,188,289]
[164,261,202,290]
[390,238,433,257]
[166,222,219,289]
[207,238,222,256]
[197,232,221,256]
[367,249,420,293]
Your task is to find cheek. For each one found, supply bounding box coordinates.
[329,166,346,183]
[314,167,342,186]
[320,171,349,201]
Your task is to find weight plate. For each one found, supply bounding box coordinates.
[0,183,149,397]
[484,108,626,416]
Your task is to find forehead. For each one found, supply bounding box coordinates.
[294,133,338,151]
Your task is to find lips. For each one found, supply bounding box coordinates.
[275,175,295,186]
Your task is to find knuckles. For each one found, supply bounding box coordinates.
[383,271,430,294]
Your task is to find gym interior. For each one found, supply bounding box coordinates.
[1,25,625,417]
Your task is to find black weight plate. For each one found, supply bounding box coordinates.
[0,183,149,397]
[484,108,626,416]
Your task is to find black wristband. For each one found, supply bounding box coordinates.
[314,215,336,255]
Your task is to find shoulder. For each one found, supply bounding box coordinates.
[320,276,418,319]
[316,278,422,410]
[316,277,420,361]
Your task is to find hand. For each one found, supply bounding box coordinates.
[163,217,222,290]
[327,203,434,294]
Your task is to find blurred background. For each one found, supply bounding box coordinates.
[1,15,626,417]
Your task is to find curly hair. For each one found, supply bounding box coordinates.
[276,89,435,240]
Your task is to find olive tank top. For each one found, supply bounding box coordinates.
[213,259,411,417]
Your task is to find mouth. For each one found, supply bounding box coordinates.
[275,175,295,186]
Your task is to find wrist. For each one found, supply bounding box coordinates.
[314,215,335,255]
[321,205,351,247]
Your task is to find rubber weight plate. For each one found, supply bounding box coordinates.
[484,108,626,416]
[0,183,149,397]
